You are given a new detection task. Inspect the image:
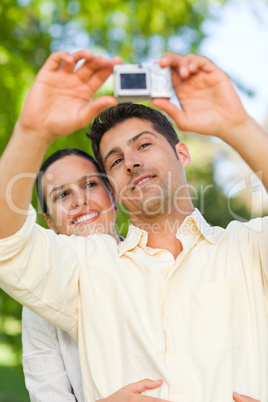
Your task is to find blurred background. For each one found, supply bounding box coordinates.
[1,0,268,400]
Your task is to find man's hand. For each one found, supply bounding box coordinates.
[152,51,268,191]
[152,52,249,141]
[97,379,170,402]
[18,49,121,144]
[233,392,261,402]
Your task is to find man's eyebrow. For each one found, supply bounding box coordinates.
[103,131,156,166]
[127,131,156,146]
[103,146,121,166]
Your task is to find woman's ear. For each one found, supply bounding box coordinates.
[175,142,191,168]
[111,193,119,212]
[44,213,59,234]
[115,194,121,205]
[107,182,121,206]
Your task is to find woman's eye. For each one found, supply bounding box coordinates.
[111,158,122,168]
[55,190,69,201]
[85,181,97,189]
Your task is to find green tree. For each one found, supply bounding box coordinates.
[0,0,230,148]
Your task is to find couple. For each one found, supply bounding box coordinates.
[23,147,172,402]
[0,49,267,402]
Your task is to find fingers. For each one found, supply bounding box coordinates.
[233,392,261,402]
[41,51,74,72]
[38,50,120,95]
[75,55,121,95]
[39,49,95,74]
[140,395,170,402]
[97,379,168,402]
[75,55,111,82]
[158,52,214,80]
[124,379,170,402]
[61,49,95,74]
[72,53,122,83]
[41,49,114,83]
[84,59,115,94]
[46,51,115,98]
[111,56,123,66]
[79,95,117,126]
[151,98,185,131]
[125,379,163,394]
[80,56,122,91]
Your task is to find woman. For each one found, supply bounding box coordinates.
[22,148,162,402]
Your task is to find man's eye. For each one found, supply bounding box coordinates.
[55,191,69,201]
[111,158,122,168]
[139,143,151,149]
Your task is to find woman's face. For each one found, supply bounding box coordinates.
[42,154,117,237]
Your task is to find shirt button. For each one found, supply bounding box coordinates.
[171,356,177,363]
[167,319,172,325]
[175,397,181,402]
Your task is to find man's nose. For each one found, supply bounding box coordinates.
[124,154,142,173]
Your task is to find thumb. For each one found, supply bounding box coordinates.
[233,392,260,402]
[80,95,117,126]
[125,379,163,394]
[151,99,186,131]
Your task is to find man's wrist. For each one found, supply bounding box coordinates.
[217,113,255,146]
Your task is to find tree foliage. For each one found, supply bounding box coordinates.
[0,0,229,147]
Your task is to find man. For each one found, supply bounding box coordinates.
[0,50,267,401]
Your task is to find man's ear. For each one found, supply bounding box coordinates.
[44,214,59,234]
[175,142,191,168]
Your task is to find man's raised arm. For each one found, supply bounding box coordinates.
[0,50,120,238]
[152,52,268,191]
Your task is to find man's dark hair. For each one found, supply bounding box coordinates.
[87,102,180,172]
[36,148,102,215]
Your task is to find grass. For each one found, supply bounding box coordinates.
[0,365,29,402]
[0,341,29,402]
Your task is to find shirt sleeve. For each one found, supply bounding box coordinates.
[0,206,83,338]
[22,307,79,402]
[244,216,268,306]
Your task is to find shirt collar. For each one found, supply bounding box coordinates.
[177,209,216,244]
[118,209,216,256]
[118,224,148,256]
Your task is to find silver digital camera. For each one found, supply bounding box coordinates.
[113,64,172,101]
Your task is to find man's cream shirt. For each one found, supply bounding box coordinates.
[0,206,267,402]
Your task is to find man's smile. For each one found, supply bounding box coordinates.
[132,174,157,191]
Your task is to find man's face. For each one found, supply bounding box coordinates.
[42,155,116,237]
[100,118,191,222]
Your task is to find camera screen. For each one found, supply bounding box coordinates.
[120,73,146,89]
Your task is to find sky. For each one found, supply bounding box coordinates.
[198,0,268,211]
[200,0,268,126]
